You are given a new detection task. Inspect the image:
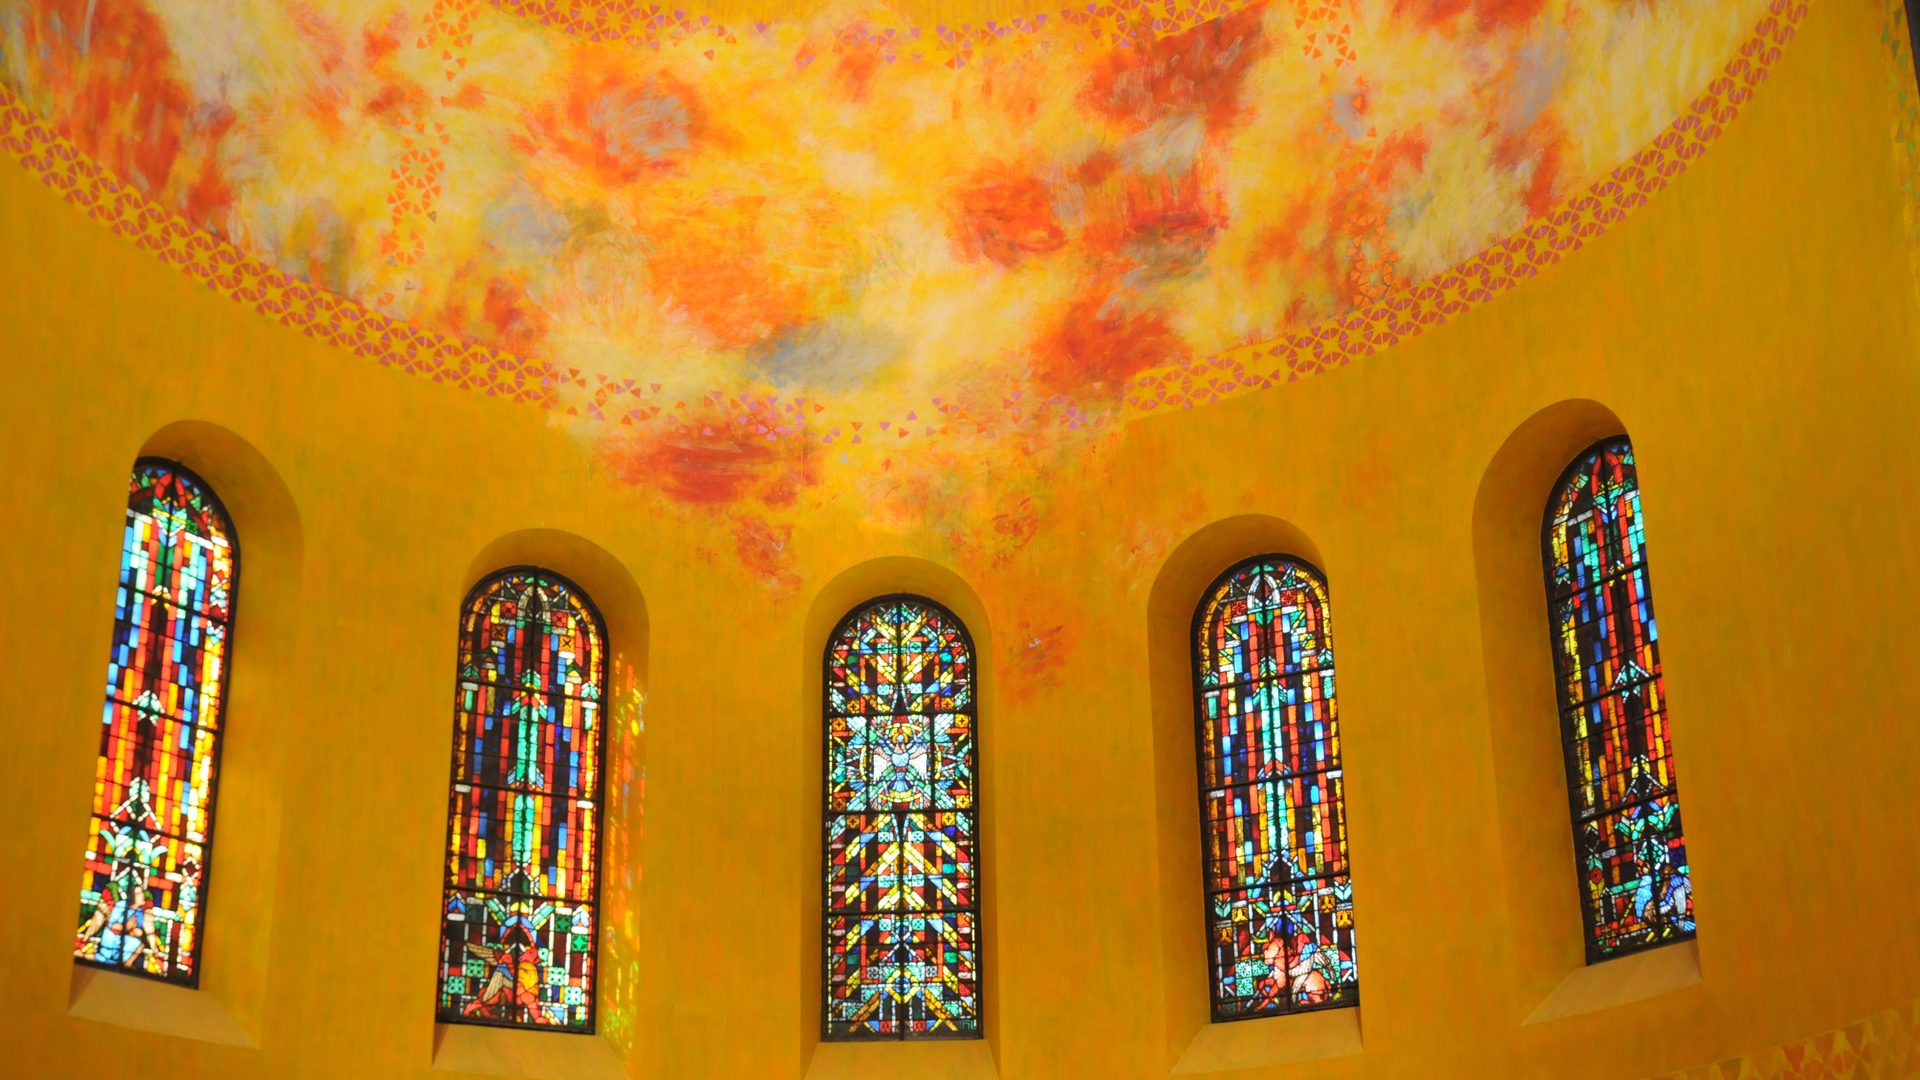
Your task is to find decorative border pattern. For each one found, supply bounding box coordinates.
[1649,994,1920,1079]
[489,1,1257,64]
[0,1,1810,441]
[377,0,481,275]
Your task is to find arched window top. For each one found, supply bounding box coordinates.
[76,459,238,986]
[1192,555,1358,1020]
[127,458,237,552]
[826,596,974,720]
[1544,437,1695,961]
[458,569,606,706]
[1195,557,1334,684]
[822,595,981,1040]
[438,567,607,1031]
[1545,437,1651,601]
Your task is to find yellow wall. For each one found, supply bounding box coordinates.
[2,1,1918,1077]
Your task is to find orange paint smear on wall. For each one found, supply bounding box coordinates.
[1499,114,1569,218]
[482,276,554,358]
[599,402,820,508]
[948,167,1068,267]
[530,69,711,185]
[1111,170,1230,277]
[1395,0,1547,32]
[21,0,193,195]
[1034,283,1191,394]
[1081,3,1271,132]
[731,516,802,594]
[644,195,818,349]
[832,22,890,103]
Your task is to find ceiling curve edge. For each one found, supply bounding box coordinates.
[0,1,1808,490]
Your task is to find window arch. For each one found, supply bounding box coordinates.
[76,459,238,986]
[822,596,980,1040]
[1193,555,1357,1020]
[437,568,607,1031]
[1544,437,1695,961]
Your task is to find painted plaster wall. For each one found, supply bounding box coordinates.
[1,2,1917,1077]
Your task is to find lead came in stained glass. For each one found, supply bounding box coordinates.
[822,596,980,1040]
[75,459,237,986]
[1193,556,1358,1020]
[437,569,606,1031]
[1545,438,1695,961]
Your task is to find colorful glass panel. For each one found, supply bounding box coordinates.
[75,459,237,986]
[1193,556,1357,1020]
[822,597,979,1040]
[437,569,606,1030]
[1545,438,1695,960]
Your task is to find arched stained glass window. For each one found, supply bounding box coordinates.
[822,596,980,1040]
[1193,556,1357,1020]
[76,459,237,986]
[437,568,606,1031]
[1545,438,1695,961]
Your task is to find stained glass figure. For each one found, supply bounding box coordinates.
[437,569,606,1031]
[76,459,237,986]
[1193,556,1357,1020]
[1545,438,1695,961]
[822,597,980,1040]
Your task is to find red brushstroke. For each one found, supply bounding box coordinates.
[598,404,819,508]
[831,22,887,103]
[183,105,237,228]
[26,0,192,193]
[732,517,800,593]
[1034,282,1190,394]
[531,70,707,185]
[1371,129,1430,186]
[367,80,432,120]
[483,276,551,357]
[1081,4,1270,133]
[1496,114,1567,218]
[949,168,1067,267]
[1396,0,1546,30]
[363,11,408,62]
[646,197,811,349]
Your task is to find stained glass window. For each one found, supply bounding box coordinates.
[1545,438,1695,961]
[437,569,606,1031]
[76,459,237,986]
[1193,556,1357,1020]
[822,596,980,1040]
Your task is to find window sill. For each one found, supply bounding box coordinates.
[1171,1006,1363,1075]
[805,1037,998,1080]
[1523,939,1702,1025]
[431,1022,627,1080]
[68,965,256,1048]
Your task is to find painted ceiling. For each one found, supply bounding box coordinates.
[1,0,1780,544]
